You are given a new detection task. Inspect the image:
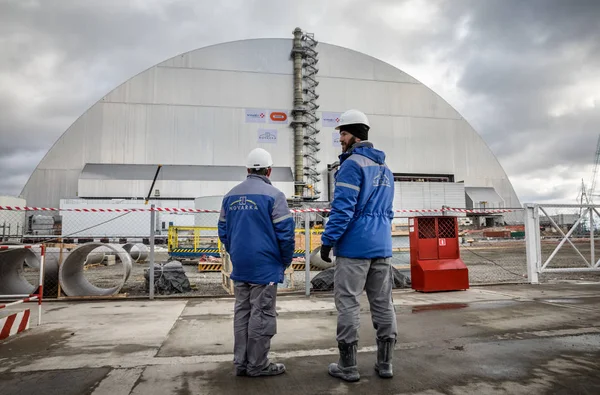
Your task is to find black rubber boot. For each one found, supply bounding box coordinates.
[328,341,360,382]
[375,338,396,378]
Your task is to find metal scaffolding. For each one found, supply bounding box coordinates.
[291,28,321,200]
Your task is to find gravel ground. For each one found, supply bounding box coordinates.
[14,239,600,298]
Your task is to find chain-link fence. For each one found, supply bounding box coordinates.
[391,210,528,285]
[1,208,153,298]
[0,207,327,298]
[5,204,597,300]
[457,210,528,284]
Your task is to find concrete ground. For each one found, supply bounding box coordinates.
[1,283,600,395]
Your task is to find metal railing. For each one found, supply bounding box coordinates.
[524,204,600,283]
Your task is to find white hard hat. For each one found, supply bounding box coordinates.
[335,109,370,130]
[246,148,273,169]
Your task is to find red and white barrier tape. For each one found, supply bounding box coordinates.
[0,309,31,340]
[0,205,515,214]
[0,296,38,310]
[0,245,38,250]
[445,208,514,214]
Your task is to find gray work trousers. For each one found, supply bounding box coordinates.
[233,282,277,375]
[334,257,397,344]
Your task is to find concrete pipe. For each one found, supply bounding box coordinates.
[122,243,149,263]
[309,246,335,270]
[84,245,114,265]
[0,248,38,295]
[32,247,68,298]
[59,243,132,296]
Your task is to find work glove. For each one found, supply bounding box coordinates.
[320,245,332,263]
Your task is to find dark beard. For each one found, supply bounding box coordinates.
[342,136,357,153]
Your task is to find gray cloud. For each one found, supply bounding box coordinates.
[0,0,598,204]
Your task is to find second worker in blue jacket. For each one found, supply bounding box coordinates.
[218,148,295,377]
[321,109,398,382]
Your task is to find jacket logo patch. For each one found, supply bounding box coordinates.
[373,171,391,187]
[230,196,258,211]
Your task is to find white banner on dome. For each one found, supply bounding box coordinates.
[258,129,278,144]
[267,110,289,124]
[245,109,267,123]
[322,112,342,128]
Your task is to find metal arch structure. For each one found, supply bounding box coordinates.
[21,38,521,210]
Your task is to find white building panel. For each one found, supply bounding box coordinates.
[393,182,465,211]
[77,179,294,201]
[59,199,195,238]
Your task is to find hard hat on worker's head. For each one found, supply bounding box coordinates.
[246,148,273,169]
[335,109,370,130]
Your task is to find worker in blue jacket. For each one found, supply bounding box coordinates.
[218,148,295,377]
[321,109,397,382]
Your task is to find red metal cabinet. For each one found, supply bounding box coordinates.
[409,217,469,292]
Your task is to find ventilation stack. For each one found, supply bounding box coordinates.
[291,28,321,200]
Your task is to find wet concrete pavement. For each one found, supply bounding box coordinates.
[1,283,600,394]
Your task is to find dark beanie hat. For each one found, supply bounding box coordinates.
[341,123,369,141]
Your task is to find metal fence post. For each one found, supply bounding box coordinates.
[590,207,595,268]
[149,204,155,300]
[304,211,311,297]
[524,203,540,284]
[38,245,45,326]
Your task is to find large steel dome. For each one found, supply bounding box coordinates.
[21,38,519,210]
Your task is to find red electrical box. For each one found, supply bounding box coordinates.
[409,217,469,292]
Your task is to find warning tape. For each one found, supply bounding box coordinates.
[0,245,38,250]
[197,263,222,272]
[0,296,38,310]
[171,248,219,253]
[290,263,324,271]
[0,206,516,214]
[444,208,515,214]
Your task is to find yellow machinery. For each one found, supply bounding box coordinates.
[293,227,324,257]
[167,226,221,259]
[168,225,324,272]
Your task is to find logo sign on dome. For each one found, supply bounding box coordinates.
[322,112,342,128]
[258,129,278,144]
[245,109,267,123]
[268,111,289,124]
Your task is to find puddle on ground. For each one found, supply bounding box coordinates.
[539,298,583,304]
[412,303,469,313]
[410,300,518,314]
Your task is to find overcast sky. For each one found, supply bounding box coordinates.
[0,0,598,204]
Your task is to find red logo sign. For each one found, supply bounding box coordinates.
[270,112,287,122]
[439,238,446,246]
